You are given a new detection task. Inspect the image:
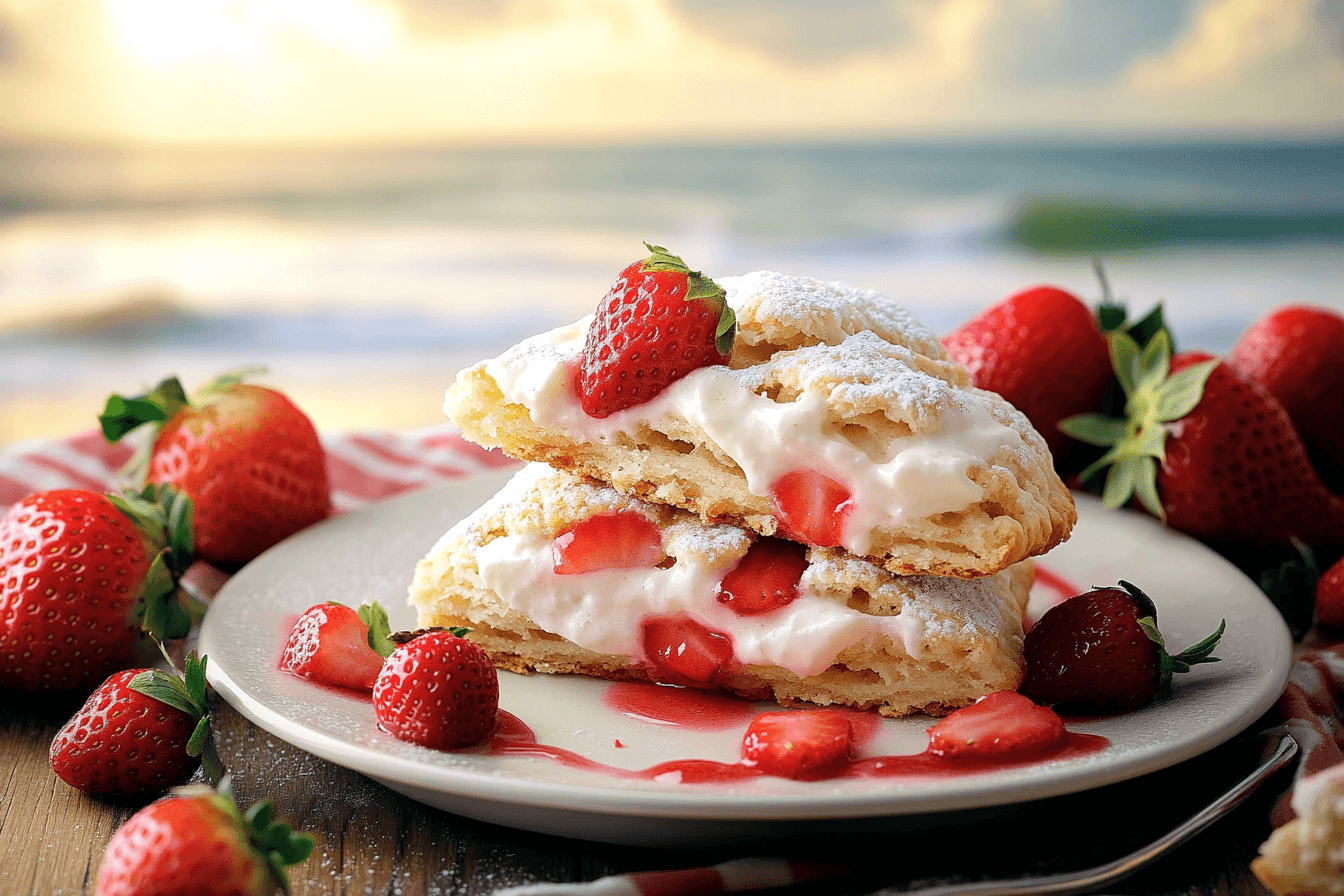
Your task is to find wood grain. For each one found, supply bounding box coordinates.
[2,689,1281,896]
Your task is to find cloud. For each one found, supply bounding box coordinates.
[667,0,909,66]
[1122,0,1344,130]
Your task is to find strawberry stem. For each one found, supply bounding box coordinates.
[99,376,190,443]
[357,601,397,658]
[110,484,197,642]
[130,649,225,786]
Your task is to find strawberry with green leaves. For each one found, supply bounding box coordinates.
[95,777,313,896]
[281,600,395,692]
[1021,581,1224,710]
[0,486,195,692]
[373,629,499,750]
[101,371,331,569]
[1062,329,1344,548]
[50,650,223,797]
[579,243,735,418]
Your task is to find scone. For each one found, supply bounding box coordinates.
[410,463,1033,718]
[1254,764,1344,896]
[445,270,1075,579]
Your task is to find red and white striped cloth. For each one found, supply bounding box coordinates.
[1,427,1338,895]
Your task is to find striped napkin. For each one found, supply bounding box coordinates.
[1,427,1337,896]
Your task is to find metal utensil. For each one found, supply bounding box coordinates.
[880,731,1298,896]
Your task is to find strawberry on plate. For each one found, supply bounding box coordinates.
[0,486,195,692]
[1062,330,1344,548]
[926,690,1066,759]
[281,601,395,693]
[578,243,736,418]
[101,370,331,569]
[943,285,1112,464]
[741,709,854,780]
[50,651,223,797]
[94,777,313,896]
[373,629,499,750]
[1020,580,1224,710]
[1226,304,1344,486]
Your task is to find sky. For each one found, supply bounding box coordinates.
[0,0,1341,147]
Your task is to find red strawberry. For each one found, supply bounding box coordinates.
[0,486,195,692]
[95,778,313,896]
[101,371,331,568]
[639,614,736,687]
[50,651,223,797]
[943,285,1112,463]
[768,469,853,548]
[1020,581,1223,710]
[1063,329,1344,547]
[741,709,854,779]
[578,243,736,418]
[1316,554,1344,630]
[716,537,809,616]
[281,601,393,692]
[926,690,1065,759]
[552,510,665,574]
[373,629,499,750]
[1226,304,1344,480]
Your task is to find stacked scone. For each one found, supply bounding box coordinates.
[410,247,1076,717]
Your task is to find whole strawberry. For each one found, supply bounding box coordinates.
[51,651,223,797]
[373,629,498,750]
[1316,554,1344,630]
[1062,331,1344,548]
[1021,581,1224,710]
[0,486,194,692]
[1226,304,1344,482]
[579,243,736,418]
[101,371,331,569]
[943,285,1112,463]
[95,778,313,896]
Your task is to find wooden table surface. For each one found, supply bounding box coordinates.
[3,676,1289,896]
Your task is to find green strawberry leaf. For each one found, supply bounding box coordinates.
[244,798,316,895]
[197,366,268,402]
[99,376,190,442]
[129,669,199,717]
[357,602,397,658]
[1125,303,1171,352]
[1154,359,1217,421]
[1110,331,1143,397]
[1058,412,1129,447]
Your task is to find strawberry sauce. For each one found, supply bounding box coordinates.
[482,706,1107,784]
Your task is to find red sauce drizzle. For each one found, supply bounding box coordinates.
[482,709,1108,784]
[1032,564,1082,608]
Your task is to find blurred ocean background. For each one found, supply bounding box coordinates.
[2,0,1343,445]
[4,136,1342,445]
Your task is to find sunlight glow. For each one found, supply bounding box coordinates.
[104,0,399,69]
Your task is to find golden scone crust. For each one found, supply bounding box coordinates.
[444,271,1075,579]
[410,464,1032,718]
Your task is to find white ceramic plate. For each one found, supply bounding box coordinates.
[201,470,1292,845]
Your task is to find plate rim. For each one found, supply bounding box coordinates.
[202,474,1293,823]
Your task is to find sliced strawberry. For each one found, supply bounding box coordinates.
[741,709,854,780]
[926,690,1066,760]
[281,602,390,692]
[716,537,809,616]
[769,469,853,548]
[552,510,665,575]
[639,614,735,687]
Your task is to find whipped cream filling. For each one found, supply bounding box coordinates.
[475,530,921,679]
[481,320,1024,555]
